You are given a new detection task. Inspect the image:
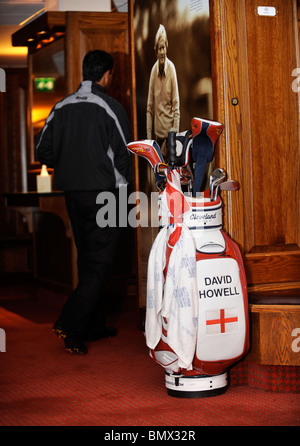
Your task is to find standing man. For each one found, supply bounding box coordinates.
[146,24,180,153]
[36,50,132,354]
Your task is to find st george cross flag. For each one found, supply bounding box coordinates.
[206,308,239,335]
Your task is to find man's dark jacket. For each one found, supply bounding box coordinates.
[36,80,132,191]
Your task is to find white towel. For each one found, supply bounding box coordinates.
[145,225,168,350]
[145,169,198,370]
[162,225,198,369]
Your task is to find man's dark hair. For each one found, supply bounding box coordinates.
[82,50,114,82]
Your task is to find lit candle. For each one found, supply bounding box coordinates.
[37,164,52,193]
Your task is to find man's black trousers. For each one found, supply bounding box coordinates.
[57,189,121,338]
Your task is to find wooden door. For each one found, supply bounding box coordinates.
[210,0,300,298]
[65,12,131,116]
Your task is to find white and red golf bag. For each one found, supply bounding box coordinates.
[127,117,249,398]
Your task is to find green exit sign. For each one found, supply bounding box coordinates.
[35,77,56,92]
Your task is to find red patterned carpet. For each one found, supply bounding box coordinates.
[0,287,299,427]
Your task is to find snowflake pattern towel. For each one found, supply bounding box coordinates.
[145,170,198,369]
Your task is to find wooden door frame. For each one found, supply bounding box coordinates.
[209,0,300,297]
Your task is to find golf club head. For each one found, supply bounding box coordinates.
[191,118,223,147]
[127,140,164,169]
[212,175,227,201]
[210,169,226,200]
[209,168,226,191]
[191,118,223,195]
[219,180,240,192]
[174,130,193,167]
[214,179,239,201]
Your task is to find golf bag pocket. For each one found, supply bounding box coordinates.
[193,244,249,375]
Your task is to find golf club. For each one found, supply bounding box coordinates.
[210,169,226,200]
[214,179,239,201]
[209,168,226,194]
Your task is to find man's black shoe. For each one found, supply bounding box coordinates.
[53,322,68,339]
[84,326,118,342]
[53,323,88,354]
[64,334,88,355]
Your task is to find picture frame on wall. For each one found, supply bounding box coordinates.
[132,0,212,142]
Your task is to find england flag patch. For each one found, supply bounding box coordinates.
[206,308,238,335]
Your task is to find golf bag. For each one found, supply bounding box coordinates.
[127,117,249,397]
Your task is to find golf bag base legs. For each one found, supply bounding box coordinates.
[165,371,229,398]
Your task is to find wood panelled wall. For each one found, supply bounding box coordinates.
[0,70,32,273]
[210,0,300,298]
[65,12,131,116]
[0,69,28,195]
[0,69,28,235]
